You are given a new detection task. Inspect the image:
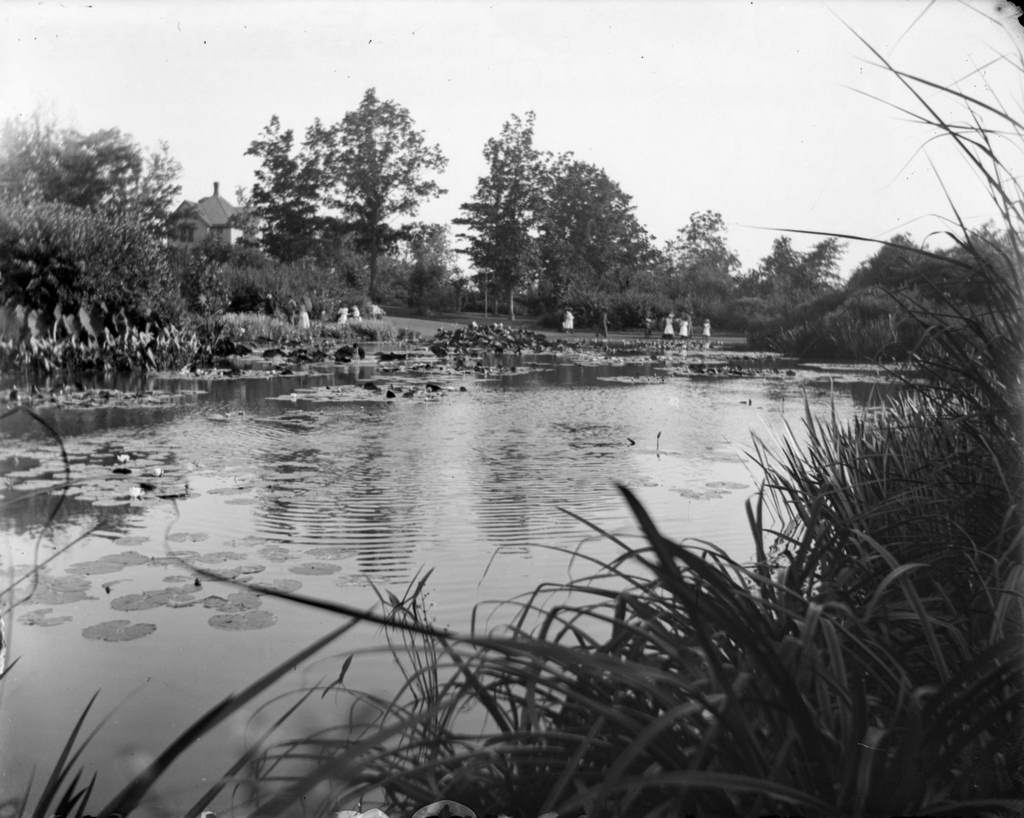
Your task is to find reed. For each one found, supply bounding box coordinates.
[279,18,1023,817]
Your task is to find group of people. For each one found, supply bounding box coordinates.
[337,303,385,324]
[563,307,712,348]
[660,312,711,348]
[560,307,609,339]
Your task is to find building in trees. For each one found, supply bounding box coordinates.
[170,182,243,246]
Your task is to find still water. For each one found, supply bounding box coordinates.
[0,355,885,811]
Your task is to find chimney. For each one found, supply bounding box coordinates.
[213,181,220,197]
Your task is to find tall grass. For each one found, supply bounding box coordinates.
[280,19,1022,817]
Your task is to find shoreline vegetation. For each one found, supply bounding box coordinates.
[3,27,1023,818]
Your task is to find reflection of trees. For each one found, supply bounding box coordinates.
[249,406,418,580]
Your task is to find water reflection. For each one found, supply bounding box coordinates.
[0,357,892,808]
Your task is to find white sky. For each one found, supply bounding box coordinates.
[2,0,1022,277]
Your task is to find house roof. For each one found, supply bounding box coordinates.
[172,186,238,228]
[194,192,237,227]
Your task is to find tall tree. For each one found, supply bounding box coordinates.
[316,89,448,299]
[739,235,844,300]
[0,113,181,234]
[456,112,545,319]
[244,115,324,261]
[537,153,654,310]
[664,210,739,315]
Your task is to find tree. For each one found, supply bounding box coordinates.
[537,154,655,311]
[0,113,181,235]
[316,89,448,299]
[244,115,324,261]
[456,112,545,319]
[738,235,844,301]
[664,210,739,316]
[404,222,456,312]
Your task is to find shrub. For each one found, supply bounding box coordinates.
[0,197,180,329]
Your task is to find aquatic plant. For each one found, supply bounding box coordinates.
[0,315,201,374]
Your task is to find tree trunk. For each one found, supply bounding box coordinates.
[368,232,379,301]
[508,286,515,321]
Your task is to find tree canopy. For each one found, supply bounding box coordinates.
[244,115,324,262]
[455,112,546,319]
[0,113,181,235]
[245,90,448,296]
[536,154,654,311]
[738,235,844,301]
[315,89,448,298]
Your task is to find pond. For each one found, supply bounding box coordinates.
[0,350,890,813]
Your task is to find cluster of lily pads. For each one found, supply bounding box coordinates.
[4,383,193,411]
[426,323,555,357]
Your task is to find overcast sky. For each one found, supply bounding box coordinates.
[2,0,1021,276]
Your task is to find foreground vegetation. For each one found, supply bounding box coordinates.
[3,23,1023,818]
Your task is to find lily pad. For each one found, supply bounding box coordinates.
[166,531,210,543]
[66,550,150,576]
[303,547,349,560]
[203,591,262,612]
[243,577,302,594]
[193,551,241,564]
[208,610,277,630]
[82,619,157,641]
[220,564,266,580]
[31,575,93,605]
[206,485,253,496]
[705,480,749,490]
[110,587,198,611]
[258,546,291,562]
[290,562,341,575]
[19,607,73,627]
[113,535,149,547]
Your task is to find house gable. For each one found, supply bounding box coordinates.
[170,182,241,246]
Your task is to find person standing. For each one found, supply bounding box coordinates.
[562,308,575,334]
[662,312,675,342]
[679,315,690,347]
[702,318,711,349]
